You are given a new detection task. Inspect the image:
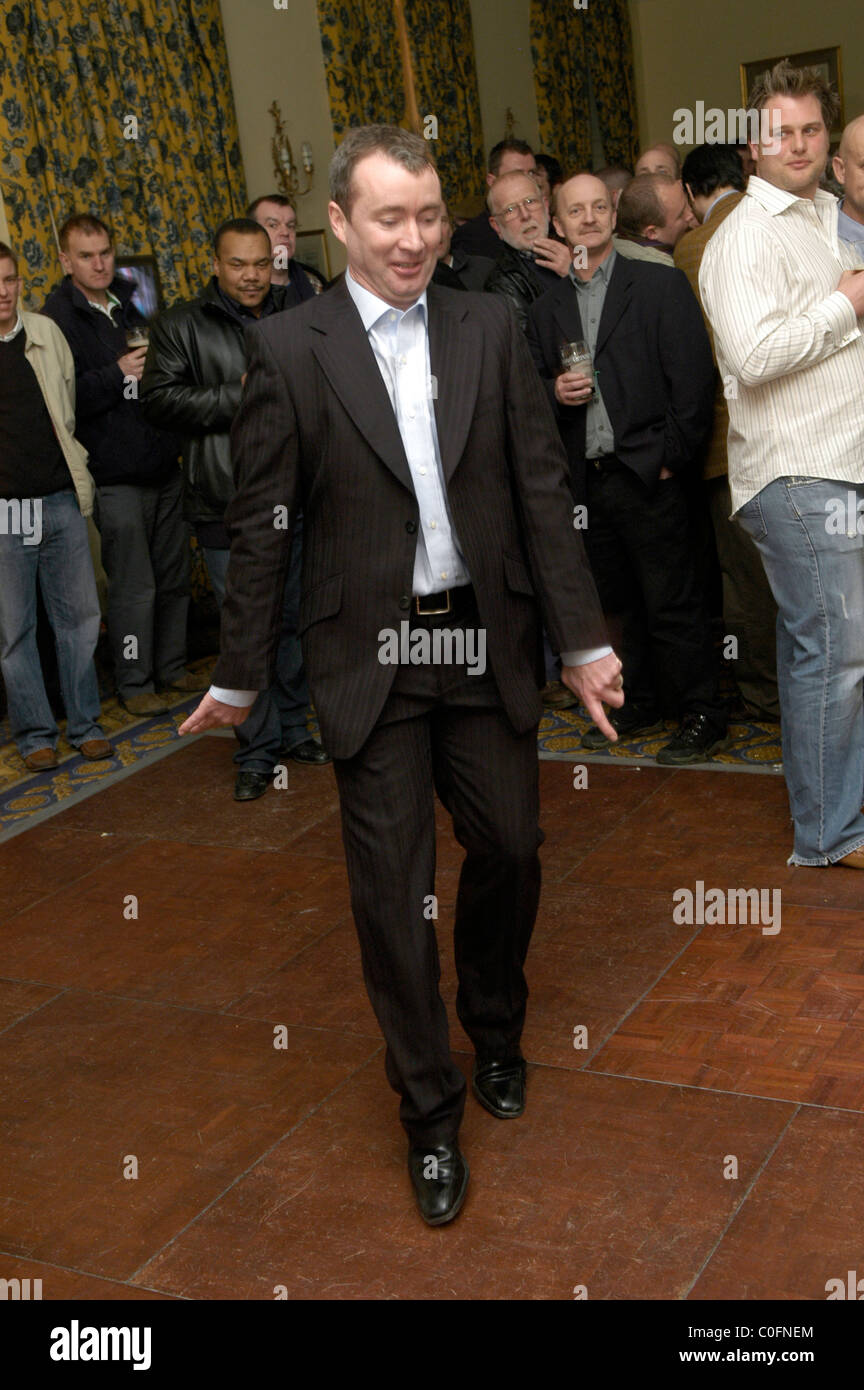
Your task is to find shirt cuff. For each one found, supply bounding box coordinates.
[209,685,258,707]
[819,289,861,344]
[559,645,613,667]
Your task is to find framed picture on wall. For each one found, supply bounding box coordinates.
[114,254,164,320]
[740,47,844,139]
[295,229,331,281]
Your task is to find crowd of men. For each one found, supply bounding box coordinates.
[2,58,864,1225]
[1,62,863,805]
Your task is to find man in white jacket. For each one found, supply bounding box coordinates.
[0,241,112,771]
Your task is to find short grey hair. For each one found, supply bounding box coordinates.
[329,125,437,217]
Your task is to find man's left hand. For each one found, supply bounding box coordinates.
[533,237,572,277]
[561,653,625,740]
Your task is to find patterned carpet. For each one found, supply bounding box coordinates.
[0,663,783,837]
[0,663,214,837]
[537,701,783,771]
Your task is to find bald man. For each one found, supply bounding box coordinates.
[635,143,681,179]
[526,173,725,765]
[833,115,864,259]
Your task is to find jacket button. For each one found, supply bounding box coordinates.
[405,520,417,534]
[399,594,411,610]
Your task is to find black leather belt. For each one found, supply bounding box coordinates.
[414,584,474,617]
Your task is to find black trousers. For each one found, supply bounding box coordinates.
[332,594,542,1148]
[584,459,725,730]
[95,472,189,696]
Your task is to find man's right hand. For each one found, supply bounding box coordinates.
[179,692,254,736]
[117,346,148,380]
[554,370,594,407]
[837,269,864,318]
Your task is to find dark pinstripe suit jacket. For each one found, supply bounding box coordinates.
[211,277,607,760]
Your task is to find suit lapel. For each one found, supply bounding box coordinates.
[308,280,413,493]
[426,285,481,484]
[594,255,633,358]
[551,279,585,351]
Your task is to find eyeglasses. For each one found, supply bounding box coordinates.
[494,196,542,222]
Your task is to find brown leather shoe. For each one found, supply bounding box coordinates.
[78,739,113,761]
[836,847,864,869]
[121,692,171,716]
[160,670,210,693]
[24,747,58,772]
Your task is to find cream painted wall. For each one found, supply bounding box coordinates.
[469,0,538,156]
[630,0,863,153]
[218,0,342,272]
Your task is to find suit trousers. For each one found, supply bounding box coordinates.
[331,594,543,1147]
[584,459,726,730]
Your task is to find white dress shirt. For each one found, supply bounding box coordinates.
[210,269,608,707]
[699,175,864,513]
[0,312,23,343]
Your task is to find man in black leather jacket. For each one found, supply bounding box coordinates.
[141,218,329,798]
[483,171,572,332]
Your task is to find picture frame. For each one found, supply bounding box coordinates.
[114,254,164,320]
[740,47,844,140]
[295,229,331,281]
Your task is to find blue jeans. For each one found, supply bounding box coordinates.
[202,517,311,771]
[737,477,864,865]
[0,489,105,757]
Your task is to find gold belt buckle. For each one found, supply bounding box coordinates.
[415,590,451,616]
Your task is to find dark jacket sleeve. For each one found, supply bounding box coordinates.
[140,310,243,432]
[210,323,299,692]
[499,303,607,656]
[525,301,561,413]
[659,270,715,469]
[484,260,529,333]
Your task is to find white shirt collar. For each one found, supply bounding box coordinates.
[0,312,23,343]
[746,173,837,217]
[345,266,427,332]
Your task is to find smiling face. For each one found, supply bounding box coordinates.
[213,230,273,309]
[59,229,114,300]
[553,174,615,261]
[750,94,830,200]
[0,256,20,332]
[329,151,443,308]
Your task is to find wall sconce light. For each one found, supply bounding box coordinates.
[268,102,313,198]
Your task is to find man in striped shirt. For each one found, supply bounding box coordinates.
[700,60,864,869]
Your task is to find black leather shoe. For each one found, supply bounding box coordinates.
[408,1142,469,1225]
[582,704,663,750]
[234,770,269,801]
[287,738,331,765]
[472,1057,527,1118]
[656,713,728,765]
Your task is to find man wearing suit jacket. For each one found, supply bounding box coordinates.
[180,126,623,1226]
[527,173,726,764]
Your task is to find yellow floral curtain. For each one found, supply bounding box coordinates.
[0,0,247,307]
[530,0,638,175]
[316,0,485,206]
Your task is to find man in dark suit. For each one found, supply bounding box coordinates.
[180,127,622,1226]
[527,173,726,764]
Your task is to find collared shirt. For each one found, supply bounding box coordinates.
[0,312,23,343]
[703,188,738,224]
[569,249,616,459]
[87,289,121,322]
[345,267,470,596]
[837,200,864,260]
[699,174,864,513]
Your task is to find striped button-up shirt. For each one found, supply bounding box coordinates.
[699,175,864,513]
